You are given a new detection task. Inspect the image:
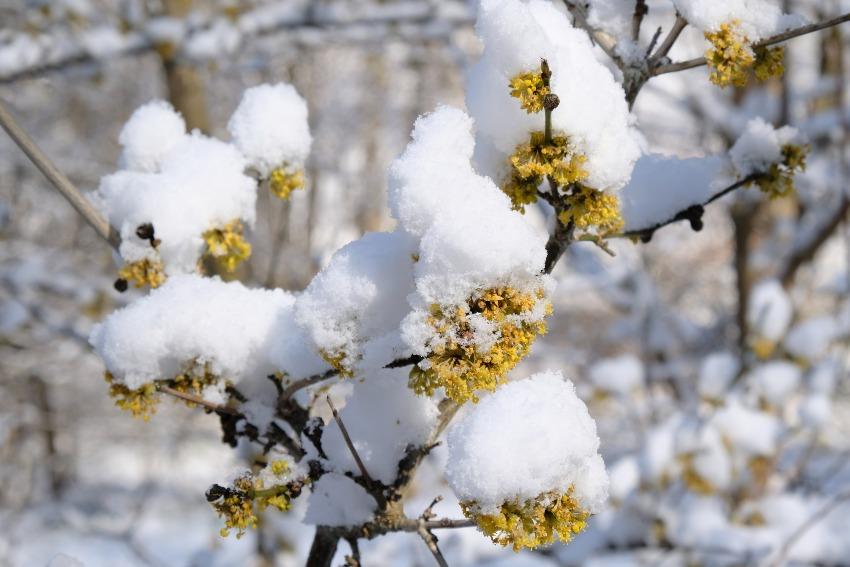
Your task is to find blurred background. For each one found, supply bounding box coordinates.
[1,0,850,565]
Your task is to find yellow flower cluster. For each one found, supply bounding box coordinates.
[169,364,220,407]
[503,132,589,212]
[557,185,624,235]
[320,349,355,378]
[203,220,252,273]
[751,143,808,198]
[462,488,589,551]
[211,461,293,538]
[509,71,550,114]
[705,21,785,87]
[409,287,551,403]
[269,167,305,200]
[104,372,159,421]
[118,257,166,289]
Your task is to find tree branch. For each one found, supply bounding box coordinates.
[778,196,850,287]
[653,12,850,77]
[326,395,375,489]
[158,385,240,415]
[562,1,624,69]
[648,15,687,65]
[0,98,119,248]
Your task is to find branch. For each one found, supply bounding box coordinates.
[0,98,119,248]
[617,174,761,241]
[562,1,624,68]
[653,12,850,77]
[417,524,449,567]
[778,196,850,287]
[326,395,375,488]
[765,489,850,567]
[631,0,649,42]
[158,385,240,415]
[648,15,687,65]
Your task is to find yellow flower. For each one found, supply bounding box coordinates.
[210,466,295,538]
[557,185,624,234]
[269,167,305,200]
[509,71,550,114]
[504,131,588,211]
[751,143,809,198]
[104,372,159,421]
[203,220,252,273]
[705,21,755,87]
[320,349,355,378]
[462,487,590,551]
[753,45,785,82]
[118,257,166,289]
[409,287,551,403]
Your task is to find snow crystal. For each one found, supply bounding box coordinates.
[295,230,417,371]
[445,371,608,514]
[586,0,634,40]
[303,473,376,527]
[321,368,439,484]
[588,354,644,394]
[619,154,725,232]
[89,275,324,390]
[730,118,804,178]
[466,0,641,192]
[712,401,781,456]
[227,83,312,177]
[118,100,187,174]
[672,0,804,40]
[747,279,793,343]
[698,351,740,400]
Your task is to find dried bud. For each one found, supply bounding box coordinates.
[113,278,129,292]
[135,223,155,241]
[543,93,560,111]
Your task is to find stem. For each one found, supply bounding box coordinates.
[326,396,375,488]
[0,98,119,248]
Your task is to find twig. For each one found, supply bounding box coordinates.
[279,369,338,402]
[654,12,850,76]
[562,1,624,68]
[764,489,850,567]
[617,174,761,241]
[0,98,119,248]
[417,523,450,567]
[632,0,648,41]
[326,395,374,487]
[778,196,850,287]
[158,384,241,415]
[648,15,687,65]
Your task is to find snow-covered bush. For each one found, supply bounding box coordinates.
[6,0,850,565]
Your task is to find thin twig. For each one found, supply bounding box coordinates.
[417,524,450,567]
[159,385,240,415]
[778,196,850,287]
[326,395,374,487]
[631,0,648,42]
[654,12,850,76]
[648,15,687,65]
[0,97,120,248]
[562,1,624,68]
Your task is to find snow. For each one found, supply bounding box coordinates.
[466,0,641,192]
[784,316,839,361]
[321,368,439,484]
[747,279,793,343]
[712,401,782,456]
[672,0,805,40]
[227,83,312,177]
[295,230,417,372]
[619,154,725,232]
[96,130,256,276]
[47,555,85,567]
[445,371,608,514]
[117,101,187,174]
[304,473,376,527]
[748,361,802,407]
[588,354,644,394]
[798,394,831,428]
[89,275,323,390]
[698,351,740,401]
[730,118,804,178]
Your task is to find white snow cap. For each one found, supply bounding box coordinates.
[698,351,740,400]
[747,279,793,342]
[227,83,312,176]
[321,368,439,484]
[466,0,641,192]
[712,401,782,456]
[388,105,548,309]
[304,473,376,527]
[730,118,805,178]
[588,354,645,394]
[89,275,323,390]
[672,0,804,40]
[118,100,187,173]
[748,361,802,406]
[295,230,417,371]
[446,371,608,514]
[784,316,839,361]
[96,131,256,276]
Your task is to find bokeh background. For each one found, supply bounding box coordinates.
[2,1,850,565]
